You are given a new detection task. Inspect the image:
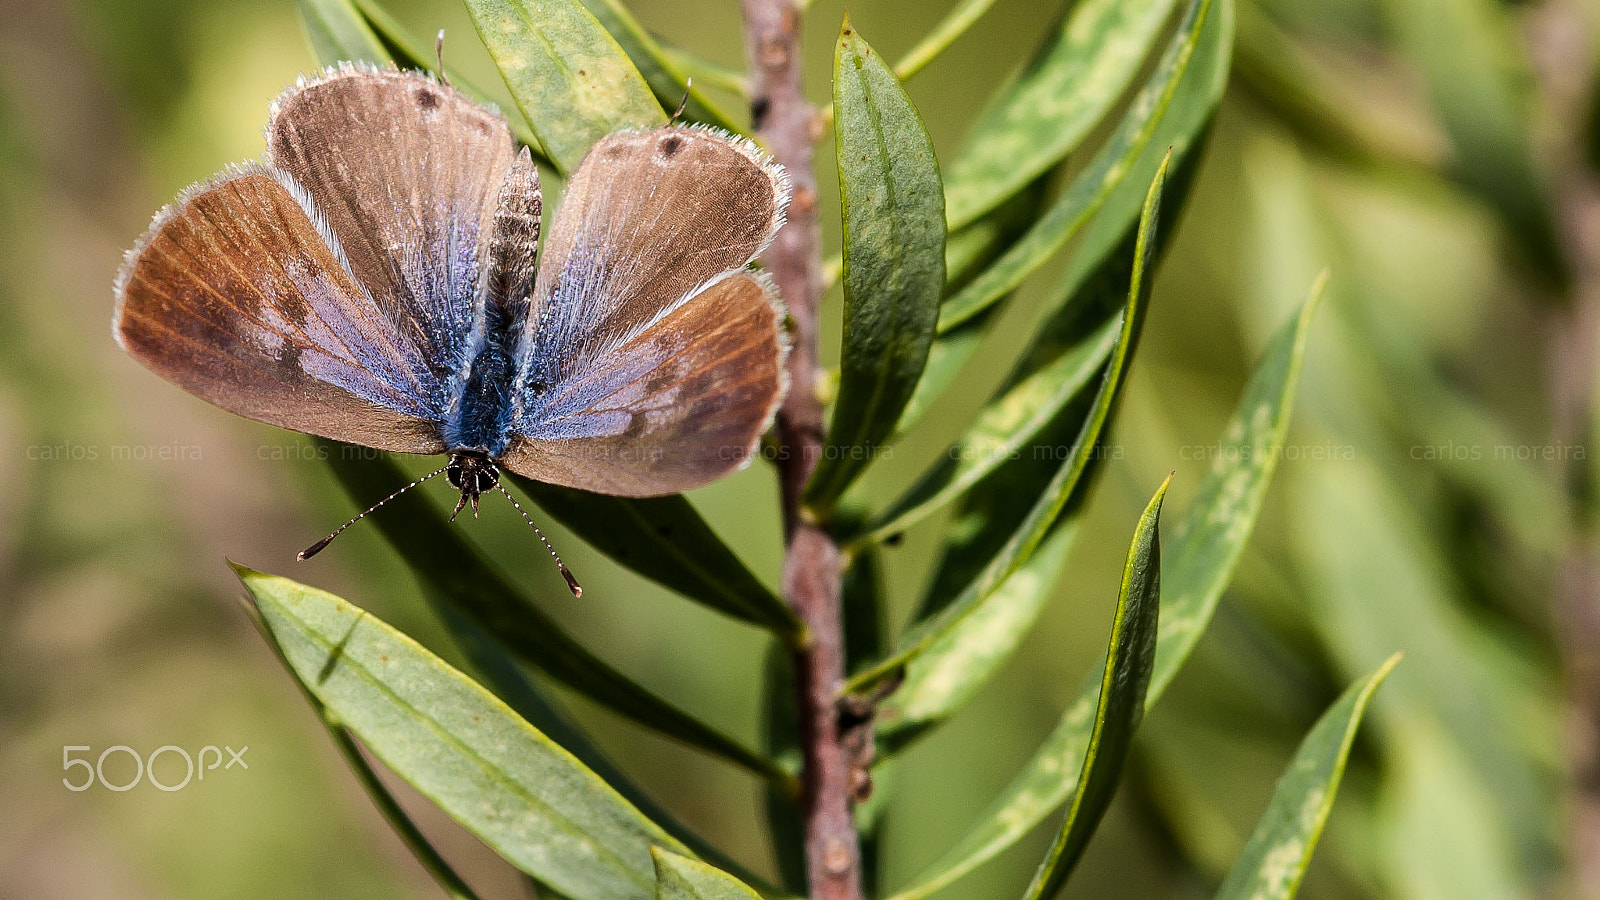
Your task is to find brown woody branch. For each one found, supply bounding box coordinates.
[1528,2,1600,895]
[738,2,863,899]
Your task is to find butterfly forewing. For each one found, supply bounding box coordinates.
[267,64,519,393]
[114,167,446,453]
[517,128,789,392]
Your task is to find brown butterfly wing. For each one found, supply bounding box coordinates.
[503,127,790,495]
[501,271,787,495]
[114,167,445,452]
[266,64,519,388]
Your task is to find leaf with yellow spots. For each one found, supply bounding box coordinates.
[467,0,665,174]
[1214,655,1400,900]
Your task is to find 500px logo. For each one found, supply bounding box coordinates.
[62,744,248,792]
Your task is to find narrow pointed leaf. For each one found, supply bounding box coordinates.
[870,237,1140,749]
[509,474,803,643]
[651,848,763,900]
[854,315,1118,545]
[845,154,1170,695]
[238,566,686,900]
[297,0,388,64]
[939,0,1212,333]
[1021,478,1166,900]
[886,265,1319,899]
[242,590,485,900]
[578,0,741,132]
[319,446,793,792]
[1150,274,1324,699]
[877,521,1079,753]
[942,0,1178,229]
[1214,654,1400,900]
[895,181,1051,435]
[808,19,946,508]
[467,0,664,173]
[430,602,772,890]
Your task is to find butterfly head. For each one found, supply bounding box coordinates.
[447,451,499,520]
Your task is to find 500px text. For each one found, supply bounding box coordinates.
[63,745,248,792]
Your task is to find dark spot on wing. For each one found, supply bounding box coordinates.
[751,97,771,128]
[416,88,439,109]
[659,134,685,158]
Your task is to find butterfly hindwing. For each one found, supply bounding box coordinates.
[506,127,791,496]
[501,270,787,495]
[113,166,445,452]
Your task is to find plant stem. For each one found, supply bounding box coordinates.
[1528,3,1600,895]
[738,2,863,899]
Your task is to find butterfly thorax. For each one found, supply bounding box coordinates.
[444,331,517,456]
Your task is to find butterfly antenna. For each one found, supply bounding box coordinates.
[298,464,450,560]
[435,29,451,86]
[670,78,692,124]
[494,482,582,597]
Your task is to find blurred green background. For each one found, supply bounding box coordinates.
[0,0,1589,897]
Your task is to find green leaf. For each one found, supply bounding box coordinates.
[942,0,1178,230]
[659,47,747,97]
[807,19,947,509]
[508,474,803,644]
[1020,479,1166,900]
[296,0,388,64]
[242,587,486,900]
[894,181,1051,435]
[1291,455,1557,888]
[318,445,794,794]
[865,217,1143,748]
[1214,654,1400,900]
[853,315,1119,546]
[429,602,772,890]
[237,565,685,900]
[938,0,1212,333]
[1149,273,1325,700]
[578,0,741,132]
[1033,0,1229,326]
[883,262,1318,899]
[651,848,763,900]
[844,153,1170,695]
[877,520,1080,753]
[467,0,665,174]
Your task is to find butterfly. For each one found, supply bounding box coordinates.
[113,64,791,591]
